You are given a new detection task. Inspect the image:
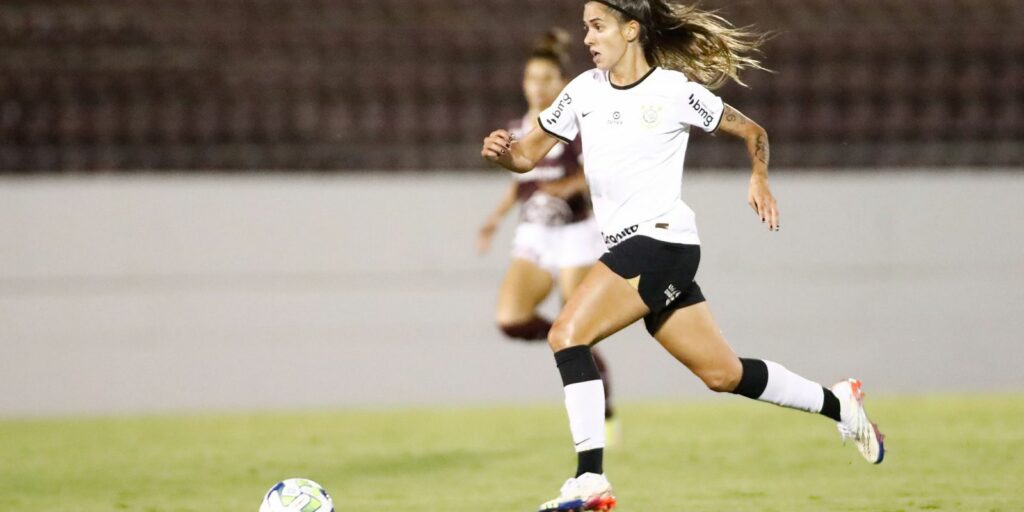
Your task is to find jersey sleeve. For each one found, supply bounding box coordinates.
[538,81,581,144]
[680,81,725,132]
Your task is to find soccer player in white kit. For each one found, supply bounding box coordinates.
[480,1,885,511]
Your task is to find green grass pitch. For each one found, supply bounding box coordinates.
[1,395,1022,511]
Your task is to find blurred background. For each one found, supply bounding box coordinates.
[1,1,1022,417]
[1,0,1021,172]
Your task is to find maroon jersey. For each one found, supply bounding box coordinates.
[508,116,591,225]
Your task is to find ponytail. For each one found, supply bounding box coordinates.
[592,0,767,89]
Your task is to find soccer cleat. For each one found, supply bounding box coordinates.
[831,378,886,464]
[537,473,617,512]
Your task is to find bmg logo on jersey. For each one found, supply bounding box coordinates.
[687,93,715,128]
[544,93,573,126]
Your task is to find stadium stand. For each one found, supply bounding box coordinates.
[0,0,1020,171]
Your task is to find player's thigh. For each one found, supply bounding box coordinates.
[652,302,742,387]
[496,258,554,324]
[557,264,591,300]
[549,262,649,350]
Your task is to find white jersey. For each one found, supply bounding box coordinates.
[537,66,724,247]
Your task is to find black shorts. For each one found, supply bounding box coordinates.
[598,235,705,335]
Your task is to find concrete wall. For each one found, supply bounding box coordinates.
[2,171,1022,416]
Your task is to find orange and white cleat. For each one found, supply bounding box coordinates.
[537,473,617,512]
[831,378,886,464]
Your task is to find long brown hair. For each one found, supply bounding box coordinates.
[529,27,572,76]
[591,0,767,89]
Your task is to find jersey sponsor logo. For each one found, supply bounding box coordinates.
[607,110,623,126]
[545,93,573,126]
[603,224,638,246]
[687,93,715,128]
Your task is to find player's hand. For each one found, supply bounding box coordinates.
[477,219,499,254]
[481,130,515,166]
[747,176,779,231]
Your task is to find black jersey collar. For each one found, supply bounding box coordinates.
[609,66,657,90]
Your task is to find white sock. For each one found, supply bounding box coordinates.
[759,360,825,413]
[564,380,605,452]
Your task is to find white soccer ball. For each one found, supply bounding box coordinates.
[259,478,334,512]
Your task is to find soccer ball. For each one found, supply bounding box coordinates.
[259,478,334,512]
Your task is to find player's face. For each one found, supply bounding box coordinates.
[523,59,564,110]
[583,2,628,71]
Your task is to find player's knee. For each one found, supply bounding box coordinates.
[699,366,742,393]
[547,319,586,352]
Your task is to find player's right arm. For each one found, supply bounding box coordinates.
[481,126,560,174]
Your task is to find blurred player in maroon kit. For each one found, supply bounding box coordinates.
[477,28,617,432]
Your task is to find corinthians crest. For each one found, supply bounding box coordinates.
[641,104,662,128]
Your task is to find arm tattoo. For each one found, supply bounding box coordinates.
[725,113,737,123]
[754,134,769,165]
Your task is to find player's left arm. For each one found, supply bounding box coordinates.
[715,104,778,231]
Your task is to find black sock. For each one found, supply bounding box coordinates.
[731,358,769,399]
[555,345,601,385]
[734,357,839,419]
[820,387,842,422]
[498,316,552,341]
[576,448,603,477]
